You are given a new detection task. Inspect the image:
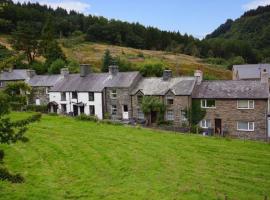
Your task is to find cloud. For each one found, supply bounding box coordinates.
[13,0,91,13]
[242,0,270,10]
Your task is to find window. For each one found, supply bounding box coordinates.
[88,92,94,101]
[137,95,143,104]
[166,97,174,105]
[72,92,78,99]
[201,99,216,108]
[89,105,95,116]
[45,87,49,94]
[237,100,254,109]
[181,110,187,121]
[35,98,40,105]
[111,105,117,115]
[111,89,117,99]
[237,122,254,131]
[138,109,144,119]
[200,119,211,128]
[123,105,128,112]
[61,92,66,101]
[61,104,67,113]
[166,110,174,121]
[0,81,3,87]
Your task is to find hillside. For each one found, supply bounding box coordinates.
[0,35,232,79]
[0,112,270,199]
[206,5,270,59]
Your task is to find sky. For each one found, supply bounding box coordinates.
[13,0,270,38]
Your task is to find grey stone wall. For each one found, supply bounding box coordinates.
[200,99,268,140]
[29,86,50,105]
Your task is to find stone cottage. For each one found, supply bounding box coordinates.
[131,70,196,126]
[0,69,31,89]
[49,65,141,120]
[232,64,270,80]
[192,70,269,140]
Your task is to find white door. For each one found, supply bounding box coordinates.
[35,98,41,105]
[267,117,270,137]
[122,105,129,120]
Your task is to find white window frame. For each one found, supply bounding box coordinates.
[137,109,144,120]
[200,119,211,129]
[181,110,188,122]
[237,122,255,132]
[166,110,174,121]
[237,100,254,109]
[201,99,216,109]
[45,87,49,94]
[111,89,117,99]
[0,81,3,87]
[111,105,117,116]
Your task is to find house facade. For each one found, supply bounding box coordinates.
[192,70,269,140]
[49,65,141,120]
[131,70,196,126]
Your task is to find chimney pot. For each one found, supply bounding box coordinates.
[163,70,172,81]
[80,64,91,77]
[26,69,36,78]
[109,65,119,76]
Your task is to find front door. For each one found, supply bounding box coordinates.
[80,106,85,115]
[151,111,157,124]
[73,105,78,116]
[268,117,270,138]
[122,105,129,120]
[215,118,222,135]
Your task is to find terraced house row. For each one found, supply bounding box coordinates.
[1,64,270,140]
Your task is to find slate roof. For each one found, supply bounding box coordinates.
[0,69,28,81]
[233,64,270,79]
[28,75,64,87]
[50,72,140,92]
[131,77,196,96]
[192,80,269,99]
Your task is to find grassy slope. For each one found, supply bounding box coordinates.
[0,112,270,200]
[0,35,231,79]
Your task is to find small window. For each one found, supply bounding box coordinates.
[61,92,66,101]
[111,89,117,99]
[166,110,174,121]
[123,105,128,112]
[0,81,4,87]
[237,122,254,131]
[201,99,216,108]
[137,95,143,104]
[138,109,144,119]
[88,92,94,101]
[237,100,254,109]
[166,98,174,105]
[111,105,117,116]
[181,110,187,121]
[72,92,78,99]
[89,105,95,116]
[35,98,40,105]
[45,87,49,94]
[200,119,211,128]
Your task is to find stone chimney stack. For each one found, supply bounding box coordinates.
[194,70,203,85]
[109,65,119,76]
[80,64,91,77]
[261,69,269,84]
[163,70,172,81]
[26,69,36,78]
[61,68,69,77]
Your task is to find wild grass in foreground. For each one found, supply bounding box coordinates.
[0,112,270,200]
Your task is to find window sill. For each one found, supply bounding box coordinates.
[237,129,254,132]
[237,108,254,110]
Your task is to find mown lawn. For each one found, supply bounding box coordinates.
[0,112,270,200]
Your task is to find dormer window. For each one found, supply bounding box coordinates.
[166,96,174,105]
[111,89,117,99]
[137,95,143,104]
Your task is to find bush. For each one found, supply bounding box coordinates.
[25,105,48,113]
[76,114,99,122]
[140,63,165,77]
[100,119,123,126]
[0,167,24,183]
[48,59,66,74]
[9,102,24,111]
[30,61,47,74]
[0,150,4,162]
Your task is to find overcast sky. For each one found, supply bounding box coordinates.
[13,0,270,38]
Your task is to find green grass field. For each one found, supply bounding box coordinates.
[1,112,270,200]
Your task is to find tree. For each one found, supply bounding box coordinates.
[101,49,113,72]
[0,92,41,183]
[48,59,66,74]
[11,21,40,64]
[139,63,165,77]
[185,100,206,128]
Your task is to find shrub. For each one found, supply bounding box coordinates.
[0,167,24,183]
[0,150,4,162]
[10,102,24,111]
[140,63,165,77]
[30,61,47,74]
[48,59,66,74]
[76,114,99,122]
[25,105,48,113]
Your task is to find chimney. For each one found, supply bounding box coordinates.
[80,64,91,77]
[109,65,119,76]
[163,70,172,81]
[194,70,203,85]
[261,69,269,84]
[61,68,69,77]
[26,69,36,78]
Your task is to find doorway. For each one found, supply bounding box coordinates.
[151,111,157,124]
[80,106,85,114]
[122,105,129,120]
[215,118,222,135]
[73,105,78,116]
